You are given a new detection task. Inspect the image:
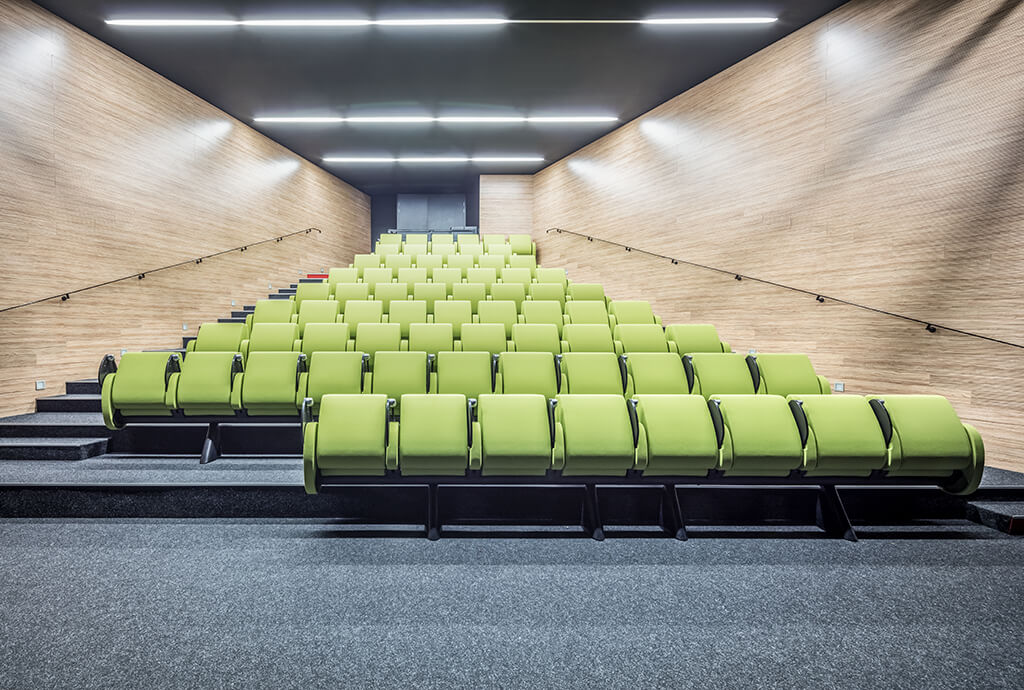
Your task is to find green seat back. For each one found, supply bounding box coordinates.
[874,395,972,473]
[431,267,463,293]
[403,242,427,256]
[297,300,341,337]
[534,268,568,289]
[485,243,513,259]
[110,352,177,412]
[433,300,473,338]
[451,283,487,312]
[293,282,330,308]
[414,254,443,276]
[436,351,493,398]
[497,352,558,397]
[413,283,447,313]
[521,300,565,337]
[397,267,428,285]
[193,323,247,353]
[373,282,410,312]
[562,324,615,353]
[664,324,726,354]
[568,283,605,302]
[626,353,689,394]
[635,394,719,476]
[176,352,238,414]
[457,234,480,245]
[467,267,498,286]
[250,299,295,325]
[327,268,359,294]
[398,394,468,476]
[384,254,413,271]
[489,282,526,310]
[333,283,370,311]
[791,395,886,476]
[377,234,402,245]
[459,323,508,356]
[477,300,519,338]
[372,352,429,405]
[687,353,756,397]
[566,300,611,327]
[609,300,657,325]
[307,352,365,410]
[301,323,351,358]
[560,352,623,394]
[241,352,302,414]
[408,323,454,356]
[555,394,634,475]
[512,323,561,355]
[477,254,507,272]
[355,323,401,359]
[352,254,381,276]
[509,234,535,255]
[315,394,388,474]
[445,254,475,278]
[341,300,384,327]
[429,243,457,258]
[431,232,455,244]
[361,267,394,290]
[387,300,428,340]
[458,244,483,259]
[753,353,826,396]
[614,324,670,353]
[508,254,537,272]
[714,395,802,475]
[481,233,507,248]
[500,267,533,287]
[529,282,566,307]
[248,323,299,353]
[478,394,551,476]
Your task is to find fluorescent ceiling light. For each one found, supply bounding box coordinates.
[254,117,344,123]
[256,115,618,125]
[107,17,777,28]
[642,17,778,24]
[106,19,238,27]
[323,156,544,164]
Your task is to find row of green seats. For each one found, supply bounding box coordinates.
[374,232,535,255]
[303,392,984,494]
[354,252,542,273]
[319,266,565,296]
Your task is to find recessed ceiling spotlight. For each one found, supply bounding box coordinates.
[322,156,545,164]
[255,115,618,125]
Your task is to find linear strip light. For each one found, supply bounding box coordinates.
[322,156,544,164]
[255,115,618,124]
[106,17,777,28]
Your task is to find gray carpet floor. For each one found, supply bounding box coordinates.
[0,518,1022,689]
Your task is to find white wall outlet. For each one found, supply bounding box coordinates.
[121,349,127,356]
[321,267,326,273]
[35,380,45,391]
[268,283,273,289]
[748,349,757,355]
[182,323,188,331]
[834,382,845,392]
[231,300,236,307]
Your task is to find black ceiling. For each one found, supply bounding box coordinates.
[34,0,848,196]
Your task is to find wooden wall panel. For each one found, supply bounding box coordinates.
[0,0,370,415]
[531,0,1024,471]
[479,175,534,235]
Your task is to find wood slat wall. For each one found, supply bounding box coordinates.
[479,175,534,235]
[0,0,370,416]
[510,0,1024,470]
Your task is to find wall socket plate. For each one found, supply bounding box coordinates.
[834,382,845,392]
[121,349,127,356]
[231,300,236,306]
[748,349,757,354]
[35,380,45,391]
[182,323,188,331]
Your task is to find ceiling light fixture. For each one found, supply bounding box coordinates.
[255,115,618,124]
[106,17,777,28]
[322,156,544,164]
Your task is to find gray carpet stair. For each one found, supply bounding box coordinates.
[35,394,101,413]
[0,437,108,461]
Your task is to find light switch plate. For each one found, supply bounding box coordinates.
[35,380,45,391]
[834,382,845,392]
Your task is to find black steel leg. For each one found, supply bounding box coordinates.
[199,422,220,465]
[659,484,688,541]
[816,485,857,542]
[581,483,605,541]
[426,483,441,541]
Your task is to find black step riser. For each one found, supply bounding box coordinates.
[0,426,112,439]
[217,318,246,324]
[36,398,101,413]
[0,440,107,461]
[65,380,100,395]
[108,425,302,455]
[267,294,290,300]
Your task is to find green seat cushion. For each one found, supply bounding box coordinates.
[626,353,689,394]
[355,323,402,358]
[754,354,823,396]
[568,284,605,302]
[459,323,507,356]
[529,283,566,307]
[521,300,564,336]
[561,353,622,394]
[635,394,719,475]
[398,394,468,475]
[477,300,518,338]
[477,394,552,475]
[241,352,301,413]
[333,283,371,310]
[248,323,299,353]
[250,299,295,325]
[562,324,614,352]
[512,323,561,355]
[387,300,428,339]
[489,283,526,309]
[342,300,384,326]
[792,395,886,476]
[301,323,350,358]
[610,301,657,325]
[408,323,454,356]
[193,323,246,352]
[307,352,364,408]
[110,352,176,412]
[688,353,756,397]
[498,352,558,397]
[316,394,388,475]
[433,300,473,338]
[665,324,724,354]
[715,395,802,475]
[615,324,669,353]
[372,351,428,403]
[556,394,635,476]
[874,395,971,473]
[176,352,238,414]
[534,268,568,289]
[436,351,492,398]
[297,300,341,337]
[451,283,487,311]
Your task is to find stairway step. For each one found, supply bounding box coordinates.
[277,288,297,295]
[231,310,250,318]
[35,394,101,413]
[66,379,100,395]
[968,501,1024,535]
[0,437,108,461]
[217,317,247,324]
[0,411,110,438]
[267,294,291,300]
[243,305,256,310]
[298,278,325,283]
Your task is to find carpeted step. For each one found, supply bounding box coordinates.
[0,412,110,438]
[217,317,247,324]
[967,501,1024,535]
[298,278,325,283]
[0,437,108,461]
[35,394,101,413]
[267,294,291,300]
[231,310,250,318]
[277,288,296,295]
[66,379,100,395]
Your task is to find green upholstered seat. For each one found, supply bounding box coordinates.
[508,254,537,273]
[175,352,241,416]
[869,395,983,492]
[377,233,402,245]
[467,267,498,286]
[368,351,430,411]
[402,243,428,257]
[477,394,552,476]
[664,324,730,354]
[483,244,512,260]
[361,267,394,291]
[186,322,248,356]
[102,352,180,427]
[457,234,479,245]
[430,267,463,294]
[496,352,559,397]
[295,300,342,338]
[714,394,803,476]
[561,324,618,354]
[377,244,401,258]
[613,324,676,354]
[354,323,402,360]
[413,282,447,313]
[565,300,613,328]
[307,394,393,484]
[240,323,299,359]
[352,253,382,277]
[512,323,561,355]
[233,351,304,415]
[451,283,487,312]
[477,300,520,339]
[481,233,507,248]
[489,282,526,309]
[292,282,331,308]
[300,323,351,358]
[459,323,509,356]
[445,254,475,278]
[302,351,366,413]
[387,300,428,341]
[534,268,568,290]
[397,267,428,285]
[430,243,457,259]
[788,395,886,477]
[634,394,720,476]
[609,300,660,326]
[414,254,443,276]
[509,234,536,255]
[397,394,469,476]
[458,243,483,259]
[340,300,384,328]
[685,353,759,397]
[521,300,567,337]
[750,354,830,396]
[433,300,473,339]
[624,353,689,395]
[435,351,493,399]
[384,254,413,271]
[554,394,636,476]
[333,283,371,312]
[327,268,359,297]
[499,267,533,287]
[477,254,507,272]
[567,283,606,303]
[373,282,410,312]
[560,353,624,394]
[408,323,454,356]
[431,232,455,244]
[245,298,296,330]
[528,282,566,307]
